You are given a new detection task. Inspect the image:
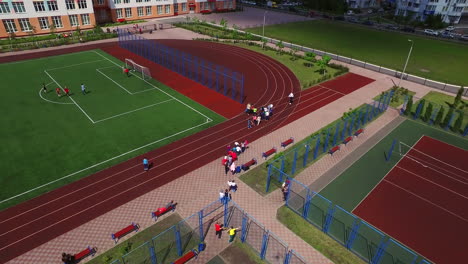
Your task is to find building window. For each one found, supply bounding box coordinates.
[97,0,105,4]
[66,0,76,10]
[81,14,90,25]
[0,3,10,14]
[39,17,49,29]
[125,8,132,17]
[114,0,122,4]
[78,0,88,9]
[33,1,46,12]
[19,18,32,32]
[47,1,59,11]
[3,20,17,33]
[137,0,143,2]
[116,9,123,18]
[165,5,170,14]
[182,3,187,11]
[157,5,162,14]
[69,15,79,26]
[146,6,152,15]
[52,16,63,28]
[12,2,26,13]
[137,7,144,16]
[124,0,130,3]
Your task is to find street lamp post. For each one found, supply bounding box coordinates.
[398,39,413,87]
[262,11,268,38]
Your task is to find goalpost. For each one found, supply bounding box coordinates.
[125,58,151,80]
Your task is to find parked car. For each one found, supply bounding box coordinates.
[440,31,454,39]
[401,27,415,33]
[445,26,455,31]
[424,29,439,36]
[346,10,354,15]
[367,10,373,14]
[362,20,374,26]
[347,17,359,23]
[460,35,468,41]
[385,24,400,30]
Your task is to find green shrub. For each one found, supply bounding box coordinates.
[434,107,445,126]
[423,103,433,122]
[451,111,463,132]
[442,108,454,128]
[404,95,413,116]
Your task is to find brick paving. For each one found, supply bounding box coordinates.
[5,18,463,264]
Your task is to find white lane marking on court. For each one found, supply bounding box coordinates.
[38,89,74,105]
[92,50,211,120]
[96,68,132,95]
[0,50,95,65]
[94,99,174,123]
[45,59,106,71]
[45,82,54,86]
[44,70,96,124]
[0,119,212,207]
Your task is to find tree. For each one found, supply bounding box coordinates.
[317,55,331,75]
[434,106,445,126]
[291,47,299,61]
[276,41,284,55]
[404,95,413,116]
[303,52,315,67]
[442,107,454,128]
[453,87,464,109]
[415,99,425,119]
[220,18,228,31]
[424,102,433,122]
[261,38,267,49]
[452,111,464,132]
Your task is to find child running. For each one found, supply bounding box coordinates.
[41,83,47,93]
[55,87,61,97]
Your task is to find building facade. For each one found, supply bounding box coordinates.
[347,0,381,9]
[0,0,236,38]
[395,0,468,24]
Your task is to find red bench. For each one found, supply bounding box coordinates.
[262,147,277,159]
[172,249,198,264]
[329,146,340,155]
[74,246,96,261]
[343,136,353,145]
[281,137,294,148]
[112,223,139,243]
[241,158,257,171]
[354,129,364,137]
[151,203,177,221]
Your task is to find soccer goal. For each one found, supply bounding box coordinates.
[125,58,151,80]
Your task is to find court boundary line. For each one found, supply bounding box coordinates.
[0,118,212,205]
[96,65,161,95]
[46,59,106,71]
[350,135,425,212]
[406,118,468,142]
[38,89,74,105]
[93,99,174,123]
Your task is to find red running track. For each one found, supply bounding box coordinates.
[0,40,374,263]
[353,136,468,264]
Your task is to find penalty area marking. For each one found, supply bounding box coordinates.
[38,88,74,105]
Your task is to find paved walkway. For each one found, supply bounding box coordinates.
[5,22,466,264]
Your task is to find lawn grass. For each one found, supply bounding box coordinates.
[176,22,260,41]
[0,50,224,209]
[246,20,468,85]
[219,240,267,264]
[88,213,194,264]
[319,119,468,211]
[225,42,344,89]
[240,103,381,195]
[373,86,416,108]
[277,206,365,264]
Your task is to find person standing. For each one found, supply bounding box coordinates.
[81,83,86,95]
[247,119,253,129]
[143,157,149,171]
[224,163,230,175]
[214,222,224,239]
[228,227,240,242]
[123,67,130,77]
[64,87,70,96]
[55,87,61,97]
[288,92,294,105]
[41,83,47,93]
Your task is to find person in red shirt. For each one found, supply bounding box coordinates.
[214,222,225,239]
[55,87,61,97]
[123,67,130,77]
[64,87,70,96]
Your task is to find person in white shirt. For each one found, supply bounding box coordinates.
[288,92,294,105]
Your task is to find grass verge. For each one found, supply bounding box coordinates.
[373,86,415,108]
[219,240,266,264]
[277,206,364,264]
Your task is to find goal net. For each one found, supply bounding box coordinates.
[125,58,151,80]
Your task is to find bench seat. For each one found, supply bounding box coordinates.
[281,137,294,148]
[329,146,340,155]
[172,249,198,264]
[262,148,277,159]
[112,223,139,243]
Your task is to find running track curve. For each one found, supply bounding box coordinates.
[0,40,374,263]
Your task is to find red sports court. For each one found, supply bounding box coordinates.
[353,136,468,264]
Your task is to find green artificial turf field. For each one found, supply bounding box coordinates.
[246,20,468,85]
[0,49,224,209]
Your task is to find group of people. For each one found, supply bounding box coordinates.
[41,83,87,97]
[219,180,238,203]
[221,140,248,175]
[245,103,274,128]
[214,222,241,242]
[61,253,75,264]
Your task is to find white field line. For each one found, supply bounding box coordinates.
[46,59,106,71]
[402,156,467,184]
[44,70,96,124]
[383,179,468,223]
[94,99,174,123]
[92,50,211,120]
[1,50,95,65]
[45,81,54,86]
[0,119,212,206]
[350,135,425,212]
[96,68,132,95]
[38,89,74,105]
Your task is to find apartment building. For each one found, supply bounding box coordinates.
[0,0,236,38]
[0,0,96,38]
[347,0,381,9]
[395,0,468,24]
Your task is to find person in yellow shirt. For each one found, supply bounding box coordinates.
[228,226,240,242]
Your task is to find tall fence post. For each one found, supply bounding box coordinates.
[266,164,272,193]
[463,125,468,136]
[198,210,204,242]
[385,139,397,162]
[356,111,363,130]
[284,250,292,264]
[241,214,248,243]
[223,198,229,227]
[149,243,157,264]
[260,231,269,260]
[341,119,348,141]
[302,192,312,219]
[313,137,321,160]
[444,112,456,130]
[240,74,244,103]
[413,102,423,120]
[291,149,298,175]
[363,105,369,125]
[323,128,330,153]
[280,157,285,183]
[303,144,310,167]
[371,239,389,264]
[223,68,228,97]
[345,219,361,249]
[332,122,340,147]
[322,206,335,233]
[348,115,355,137]
[175,226,183,256]
[377,95,383,112]
[429,106,440,125]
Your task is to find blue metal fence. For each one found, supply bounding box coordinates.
[117,29,244,103]
[284,177,429,264]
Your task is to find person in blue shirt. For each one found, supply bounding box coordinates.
[143,157,149,171]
